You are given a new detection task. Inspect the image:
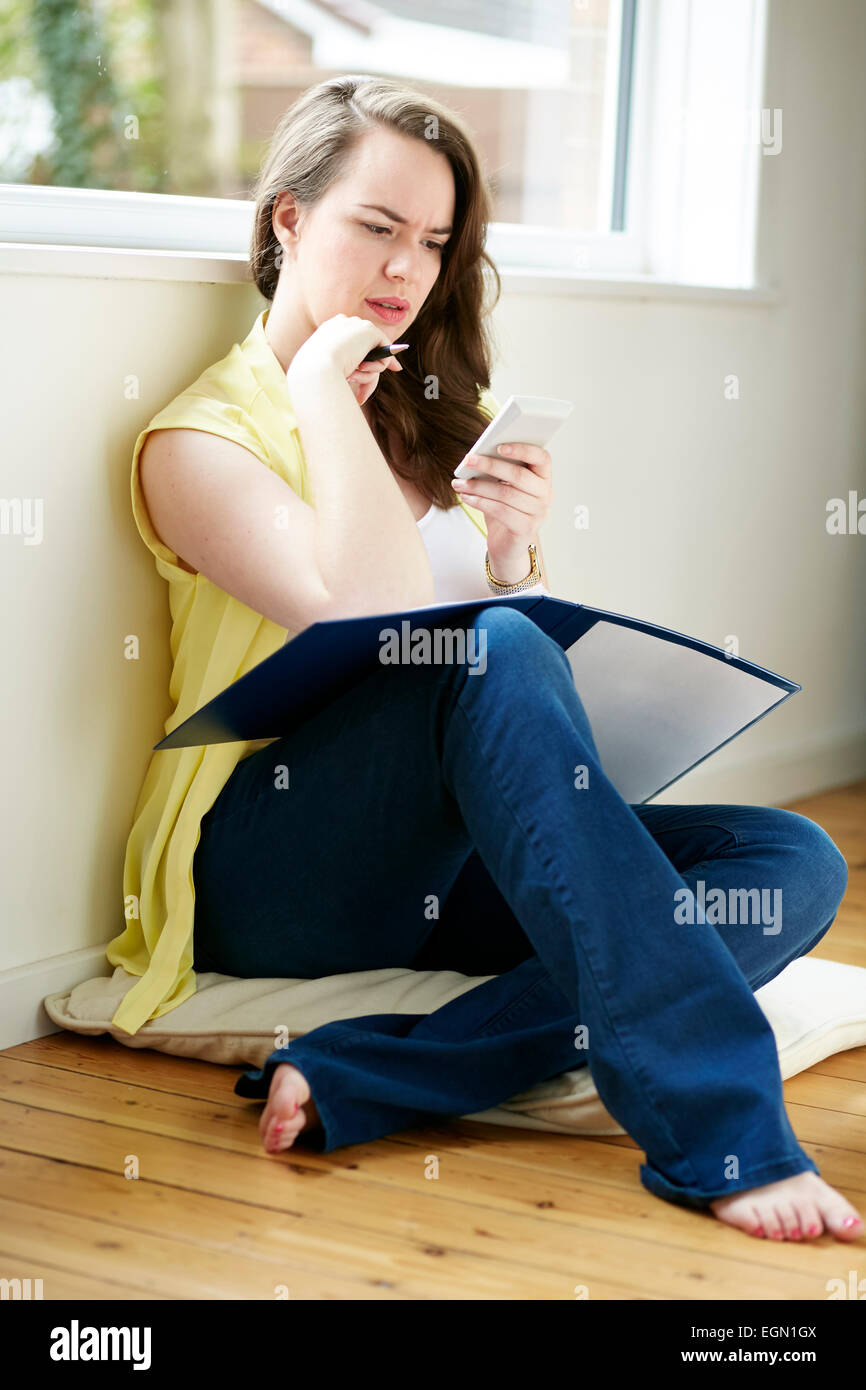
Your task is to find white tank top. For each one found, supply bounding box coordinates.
[417,501,550,603]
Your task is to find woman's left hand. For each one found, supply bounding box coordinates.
[451,442,553,583]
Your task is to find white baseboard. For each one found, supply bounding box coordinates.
[2,731,864,1052]
[0,945,114,1051]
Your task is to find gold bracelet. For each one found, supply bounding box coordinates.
[485,544,540,595]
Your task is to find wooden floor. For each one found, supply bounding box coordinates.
[2,781,865,1300]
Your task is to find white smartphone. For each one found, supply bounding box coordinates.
[454,394,574,480]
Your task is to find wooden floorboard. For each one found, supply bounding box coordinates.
[2,778,865,1299]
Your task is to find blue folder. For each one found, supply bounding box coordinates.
[153,594,800,804]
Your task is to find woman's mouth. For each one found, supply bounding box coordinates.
[364,298,409,324]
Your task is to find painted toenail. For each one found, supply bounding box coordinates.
[843,1216,860,1228]
[808,1224,820,1234]
[790,1228,801,1238]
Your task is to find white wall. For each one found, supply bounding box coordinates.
[1,0,864,1039]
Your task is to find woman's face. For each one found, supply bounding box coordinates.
[278,124,456,340]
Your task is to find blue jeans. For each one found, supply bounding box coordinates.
[191,606,848,1210]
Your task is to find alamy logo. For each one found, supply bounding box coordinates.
[378,621,487,674]
[49,1320,151,1370]
[0,498,43,544]
[674,880,782,934]
[0,1277,43,1299]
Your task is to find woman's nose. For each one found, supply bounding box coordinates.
[385,248,420,281]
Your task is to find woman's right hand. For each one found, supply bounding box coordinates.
[286,313,404,406]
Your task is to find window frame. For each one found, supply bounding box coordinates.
[0,0,770,289]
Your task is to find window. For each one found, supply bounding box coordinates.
[0,0,771,286]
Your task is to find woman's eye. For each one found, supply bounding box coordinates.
[364,223,444,253]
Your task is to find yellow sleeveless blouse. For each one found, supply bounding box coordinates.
[106,306,493,1035]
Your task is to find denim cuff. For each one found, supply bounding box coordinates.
[640,1152,821,1211]
[233,1047,341,1153]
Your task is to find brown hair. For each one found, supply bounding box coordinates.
[249,74,501,511]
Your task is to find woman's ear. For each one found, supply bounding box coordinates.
[272,192,303,255]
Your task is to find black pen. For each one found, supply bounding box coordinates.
[362,343,410,362]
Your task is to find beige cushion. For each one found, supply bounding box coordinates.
[43,955,866,1136]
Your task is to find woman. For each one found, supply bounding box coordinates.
[126,74,862,1244]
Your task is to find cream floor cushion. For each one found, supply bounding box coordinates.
[44,955,866,1136]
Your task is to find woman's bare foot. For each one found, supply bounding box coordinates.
[709,1171,864,1241]
[258,1062,320,1154]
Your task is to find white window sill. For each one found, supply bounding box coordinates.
[0,241,780,306]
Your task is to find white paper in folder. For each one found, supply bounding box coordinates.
[565,622,785,804]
